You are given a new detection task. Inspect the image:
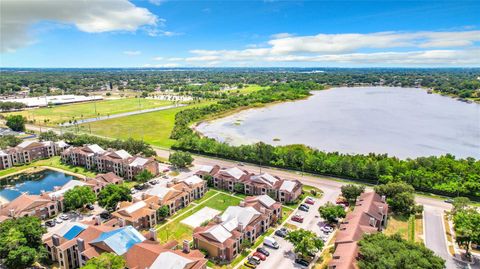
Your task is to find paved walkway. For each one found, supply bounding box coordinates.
[60,104,186,126]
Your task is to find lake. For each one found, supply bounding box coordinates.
[196,87,480,159]
[0,169,76,202]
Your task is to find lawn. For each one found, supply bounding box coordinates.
[156,191,242,243]
[0,156,97,178]
[76,101,215,148]
[6,98,173,126]
[384,214,411,240]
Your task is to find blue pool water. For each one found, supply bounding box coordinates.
[0,170,76,202]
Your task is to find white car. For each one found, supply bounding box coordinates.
[55,218,63,224]
[60,214,69,220]
[320,226,334,233]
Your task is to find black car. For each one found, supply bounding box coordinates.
[45,220,56,227]
[99,211,111,219]
[134,184,146,190]
[275,229,287,238]
[298,205,309,212]
[295,258,310,267]
[86,204,95,210]
[248,256,261,265]
[256,247,270,257]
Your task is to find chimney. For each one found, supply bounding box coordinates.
[149,202,155,209]
[77,238,85,252]
[260,207,266,214]
[94,215,102,225]
[52,235,60,246]
[167,182,174,188]
[149,228,157,241]
[141,193,147,200]
[214,215,222,224]
[9,209,15,217]
[40,190,46,195]
[378,206,384,214]
[238,222,245,231]
[381,195,386,202]
[119,218,126,227]
[239,201,245,207]
[369,217,376,227]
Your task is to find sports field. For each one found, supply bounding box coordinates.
[6,98,173,126]
[76,101,215,148]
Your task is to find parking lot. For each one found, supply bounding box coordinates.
[248,187,341,269]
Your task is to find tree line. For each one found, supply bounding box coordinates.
[1,68,478,99]
[170,83,480,200]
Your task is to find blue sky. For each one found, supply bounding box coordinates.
[1,0,479,67]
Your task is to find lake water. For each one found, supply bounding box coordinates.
[196,87,480,159]
[0,169,76,202]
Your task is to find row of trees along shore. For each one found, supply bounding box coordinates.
[171,82,480,200]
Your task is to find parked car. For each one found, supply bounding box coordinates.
[130,188,138,194]
[299,204,309,212]
[149,179,158,185]
[162,169,170,173]
[320,225,334,233]
[60,214,69,220]
[275,228,288,238]
[99,211,111,220]
[55,218,63,224]
[237,162,245,166]
[134,184,147,190]
[244,261,257,269]
[86,204,95,210]
[336,197,349,206]
[263,236,279,249]
[253,252,266,261]
[292,214,304,223]
[256,247,270,256]
[45,220,55,227]
[444,199,454,204]
[249,256,261,265]
[295,258,310,267]
[305,197,315,205]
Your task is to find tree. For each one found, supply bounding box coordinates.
[5,115,26,132]
[63,186,96,211]
[0,135,21,148]
[374,182,416,215]
[341,184,365,203]
[358,233,445,269]
[157,205,170,219]
[318,202,346,223]
[0,217,47,268]
[453,209,480,258]
[285,229,324,257]
[452,197,471,214]
[169,151,193,168]
[233,182,244,193]
[204,174,213,187]
[98,184,132,211]
[81,253,126,269]
[135,169,154,183]
[39,130,59,141]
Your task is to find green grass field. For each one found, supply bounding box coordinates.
[6,98,173,126]
[77,101,215,148]
[156,191,242,243]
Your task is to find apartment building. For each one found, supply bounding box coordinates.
[85,172,124,195]
[112,175,207,230]
[193,195,281,262]
[328,192,388,269]
[197,166,302,203]
[0,140,69,169]
[43,220,207,269]
[61,144,159,180]
[0,193,59,220]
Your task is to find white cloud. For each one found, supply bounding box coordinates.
[148,0,165,6]
[270,33,293,39]
[1,0,159,52]
[123,50,141,56]
[152,56,164,61]
[144,63,181,68]
[181,30,480,66]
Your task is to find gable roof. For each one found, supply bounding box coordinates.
[250,173,279,187]
[150,251,194,269]
[222,167,245,179]
[279,180,297,192]
[86,144,105,154]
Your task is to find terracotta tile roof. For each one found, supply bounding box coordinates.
[0,193,53,218]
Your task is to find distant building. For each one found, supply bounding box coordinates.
[0,95,103,108]
[0,140,68,170]
[196,166,302,203]
[61,144,159,180]
[328,192,388,269]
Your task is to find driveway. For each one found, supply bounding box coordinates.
[424,206,475,269]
